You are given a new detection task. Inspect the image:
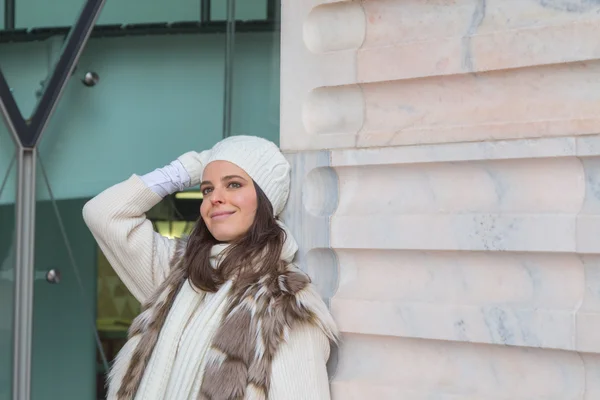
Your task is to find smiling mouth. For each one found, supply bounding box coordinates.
[211,211,235,220]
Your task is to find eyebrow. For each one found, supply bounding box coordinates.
[200,175,248,187]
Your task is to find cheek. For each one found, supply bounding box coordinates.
[200,201,210,220]
[232,192,257,216]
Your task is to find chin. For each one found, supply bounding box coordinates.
[210,229,242,243]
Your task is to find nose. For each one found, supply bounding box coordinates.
[209,186,225,205]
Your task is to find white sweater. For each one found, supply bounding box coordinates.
[83,175,333,399]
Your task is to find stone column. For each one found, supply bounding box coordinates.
[280,1,600,398]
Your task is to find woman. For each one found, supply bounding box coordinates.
[83,135,338,400]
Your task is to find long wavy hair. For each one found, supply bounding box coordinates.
[183,182,287,292]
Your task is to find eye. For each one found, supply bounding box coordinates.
[227,182,242,189]
[201,187,213,196]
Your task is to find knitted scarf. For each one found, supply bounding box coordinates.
[109,235,338,399]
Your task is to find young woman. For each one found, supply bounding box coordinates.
[83,135,338,400]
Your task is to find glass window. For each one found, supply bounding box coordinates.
[225,0,281,144]
[1,0,282,397]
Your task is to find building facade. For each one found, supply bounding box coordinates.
[280,0,600,398]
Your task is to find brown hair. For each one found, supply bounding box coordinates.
[183,182,287,292]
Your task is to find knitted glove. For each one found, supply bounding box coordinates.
[140,150,210,197]
[177,150,211,188]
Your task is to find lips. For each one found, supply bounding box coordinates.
[210,211,235,220]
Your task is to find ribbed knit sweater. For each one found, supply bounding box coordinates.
[83,175,333,399]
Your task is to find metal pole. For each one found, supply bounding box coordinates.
[12,148,36,400]
[4,0,15,30]
[0,38,23,400]
[267,0,276,21]
[0,69,27,146]
[222,0,235,138]
[201,0,211,24]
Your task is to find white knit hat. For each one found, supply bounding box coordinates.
[204,135,291,216]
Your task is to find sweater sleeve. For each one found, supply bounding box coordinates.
[82,174,177,303]
[268,323,333,400]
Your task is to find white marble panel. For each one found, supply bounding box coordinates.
[331,250,584,350]
[335,159,584,215]
[281,0,600,398]
[331,334,586,399]
[359,0,600,82]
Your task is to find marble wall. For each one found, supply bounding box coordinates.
[280,0,600,398]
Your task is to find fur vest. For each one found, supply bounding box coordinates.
[110,237,339,399]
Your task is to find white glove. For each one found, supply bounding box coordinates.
[140,159,191,198]
[140,150,210,197]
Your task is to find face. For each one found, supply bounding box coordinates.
[200,160,258,242]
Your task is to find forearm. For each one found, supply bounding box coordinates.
[83,175,172,302]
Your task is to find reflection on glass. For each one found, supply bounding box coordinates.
[229,0,281,144]
[148,193,198,240]
[0,40,49,122]
[211,0,269,21]
[31,155,106,400]
[10,0,202,29]
[153,220,194,239]
[13,0,84,28]
[0,123,17,400]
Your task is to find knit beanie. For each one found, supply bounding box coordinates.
[204,135,291,216]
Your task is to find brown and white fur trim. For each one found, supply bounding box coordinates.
[110,237,338,399]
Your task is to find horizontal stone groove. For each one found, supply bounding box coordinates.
[332,214,600,252]
[304,1,365,54]
[326,151,600,253]
[361,0,600,49]
[358,60,600,146]
[330,136,600,167]
[331,333,599,399]
[358,0,600,82]
[329,249,600,352]
[332,299,577,350]
[334,249,584,308]
[303,85,365,136]
[303,61,600,149]
[335,158,585,215]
